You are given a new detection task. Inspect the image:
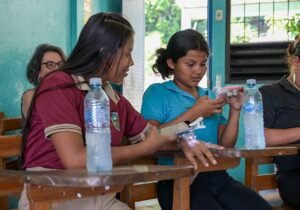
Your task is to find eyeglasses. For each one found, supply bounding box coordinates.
[42,61,63,70]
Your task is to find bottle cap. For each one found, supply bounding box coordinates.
[246,79,256,86]
[89,77,102,86]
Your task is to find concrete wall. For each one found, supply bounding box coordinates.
[0,0,71,117]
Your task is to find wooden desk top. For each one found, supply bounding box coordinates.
[0,164,194,187]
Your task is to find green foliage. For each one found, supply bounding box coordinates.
[145,0,181,45]
[285,14,300,39]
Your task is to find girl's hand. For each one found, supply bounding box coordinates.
[192,96,225,117]
[179,139,224,170]
[226,91,244,111]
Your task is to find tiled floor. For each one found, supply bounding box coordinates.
[260,189,284,207]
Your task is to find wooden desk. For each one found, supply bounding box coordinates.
[0,146,297,210]
[0,164,194,210]
[244,144,300,192]
[168,146,299,210]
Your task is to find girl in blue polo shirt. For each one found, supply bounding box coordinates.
[141,29,273,210]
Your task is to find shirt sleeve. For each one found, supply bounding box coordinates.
[141,84,167,123]
[36,73,82,138]
[259,85,276,128]
[120,94,151,144]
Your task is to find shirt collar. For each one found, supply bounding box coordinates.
[71,74,120,104]
[164,80,204,97]
[278,75,299,93]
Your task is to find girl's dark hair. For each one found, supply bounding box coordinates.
[60,12,134,79]
[26,44,66,86]
[287,35,300,69]
[152,29,209,79]
[21,13,134,167]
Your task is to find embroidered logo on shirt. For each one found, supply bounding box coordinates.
[111,112,120,131]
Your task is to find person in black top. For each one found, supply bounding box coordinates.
[259,35,300,208]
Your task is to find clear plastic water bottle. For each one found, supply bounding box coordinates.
[243,79,266,149]
[84,77,112,172]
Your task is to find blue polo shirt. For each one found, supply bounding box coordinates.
[141,81,227,164]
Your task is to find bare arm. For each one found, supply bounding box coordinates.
[219,92,243,147]
[21,89,35,118]
[264,127,300,146]
[51,132,86,169]
[219,108,240,147]
[51,127,176,168]
[112,126,176,164]
[147,120,223,169]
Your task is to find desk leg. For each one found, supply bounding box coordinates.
[173,176,190,210]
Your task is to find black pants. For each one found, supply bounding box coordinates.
[277,169,300,208]
[157,170,273,210]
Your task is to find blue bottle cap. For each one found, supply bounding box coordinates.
[246,79,256,86]
[89,77,102,86]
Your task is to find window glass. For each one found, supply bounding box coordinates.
[230,0,300,43]
[144,0,208,90]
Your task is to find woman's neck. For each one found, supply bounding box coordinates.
[288,74,300,91]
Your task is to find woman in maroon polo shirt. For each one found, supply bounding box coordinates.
[19,13,223,210]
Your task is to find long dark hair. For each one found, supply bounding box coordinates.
[21,13,134,166]
[26,44,66,86]
[152,29,209,80]
[61,12,134,79]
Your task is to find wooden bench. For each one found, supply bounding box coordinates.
[0,112,4,120]
[245,146,299,210]
[0,117,22,135]
[0,114,23,209]
[0,135,23,210]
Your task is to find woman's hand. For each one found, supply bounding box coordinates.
[191,96,225,117]
[179,139,224,170]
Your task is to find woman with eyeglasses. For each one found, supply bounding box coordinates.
[259,35,300,209]
[21,44,66,119]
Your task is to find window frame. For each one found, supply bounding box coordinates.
[225,0,294,84]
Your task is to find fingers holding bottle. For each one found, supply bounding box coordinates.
[193,96,225,117]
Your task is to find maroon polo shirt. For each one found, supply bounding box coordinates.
[23,71,150,169]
